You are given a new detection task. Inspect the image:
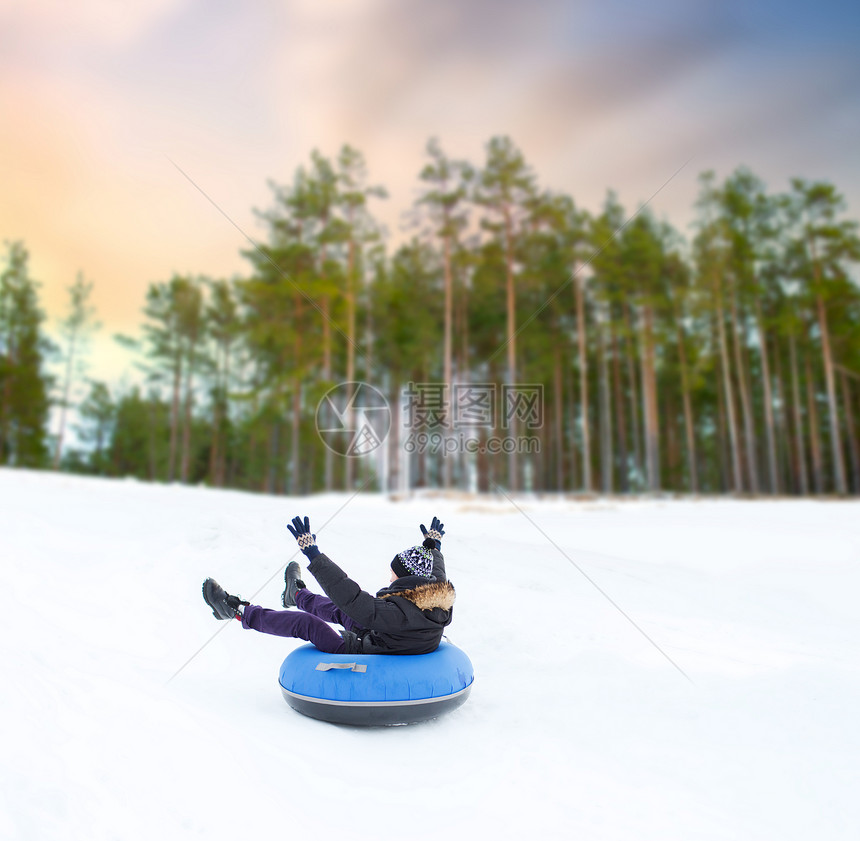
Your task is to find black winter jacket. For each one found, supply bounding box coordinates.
[306,548,455,655]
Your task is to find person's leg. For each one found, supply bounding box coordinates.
[241,605,347,653]
[295,589,362,632]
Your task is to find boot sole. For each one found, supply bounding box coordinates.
[282,562,301,608]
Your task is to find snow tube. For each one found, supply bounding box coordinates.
[279,641,474,726]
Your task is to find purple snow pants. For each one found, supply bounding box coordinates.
[241,589,363,654]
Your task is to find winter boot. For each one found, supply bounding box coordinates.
[202,578,249,621]
[281,561,306,608]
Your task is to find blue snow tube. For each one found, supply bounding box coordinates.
[278,641,474,726]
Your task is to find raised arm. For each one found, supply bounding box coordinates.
[420,515,447,581]
[286,514,400,628]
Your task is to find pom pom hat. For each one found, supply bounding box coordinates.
[391,545,435,579]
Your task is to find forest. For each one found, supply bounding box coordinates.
[2,136,859,496]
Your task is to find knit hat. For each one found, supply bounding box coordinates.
[391,545,434,579]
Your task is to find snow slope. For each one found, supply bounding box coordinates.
[2,468,859,840]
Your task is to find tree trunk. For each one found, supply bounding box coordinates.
[674,313,698,493]
[553,344,565,491]
[611,321,629,493]
[208,401,220,486]
[640,303,660,491]
[180,349,195,484]
[0,376,10,463]
[52,330,77,470]
[788,332,809,495]
[754,298,779,493]
[503,204,518,492]
[345,218,357,491]
[208,339,223,486]
[443,234,454,489]
[477,426,490,492]
[624,305,643,485]
[388,381,400,494]
[0,328,12,462]
[567,365,578,492]
[168,350,182,482]
[416,366,428,489]
[716,359,729,493]
[291,380,301,495]
[95,423,105,475]
[729,279,759,493]
[291,295,303,495]
[322,296,333,492]
[219,338,232,487]
[771,336,793,494]
[665,391,681,489]
[804,354,824,494]
[208,389,220,486]
[265,421,279,494]
[456,263,470,490]
[816,294,847,493]
[839,369,860,494]
[147,395,158,482]
[598,306,613,493]
[575,270,592,491]
[714,274,743,492]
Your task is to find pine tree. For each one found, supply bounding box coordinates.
[53,272,98,469]
[786,180,860,493]
[695,174,743,492]
[416,138,473,487]
[76,381,114,475]
[204,278,239,487]
[371,240,443,490]
[0,241,52,467]
[667,254,700,492]
[621,214,665,492]
[177,278,204,483]
[109,387,170,480]
[475,136,537,491]
[138,275,204,482]
[336,144,387,489]
[517,191,581,491]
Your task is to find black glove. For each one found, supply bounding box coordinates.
[287,515,320,559]
[420,516,445,550]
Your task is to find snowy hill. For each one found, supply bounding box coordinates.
[2,468,859,840]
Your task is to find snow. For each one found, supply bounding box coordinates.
[2,467,859,840]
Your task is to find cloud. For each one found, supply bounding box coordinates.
[278,0,743,139]
[263,0,752,238]
[0,0,189,49]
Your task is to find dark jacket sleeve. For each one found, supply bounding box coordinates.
[430,547,446,581]
[307,553,405,630]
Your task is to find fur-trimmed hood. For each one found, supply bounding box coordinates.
[378,579,456,612]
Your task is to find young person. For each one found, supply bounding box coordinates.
[202,515,454,655]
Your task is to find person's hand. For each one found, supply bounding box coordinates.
[420,516,445,549]
[287,515,320,559]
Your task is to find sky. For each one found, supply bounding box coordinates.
[1,0,859,387]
